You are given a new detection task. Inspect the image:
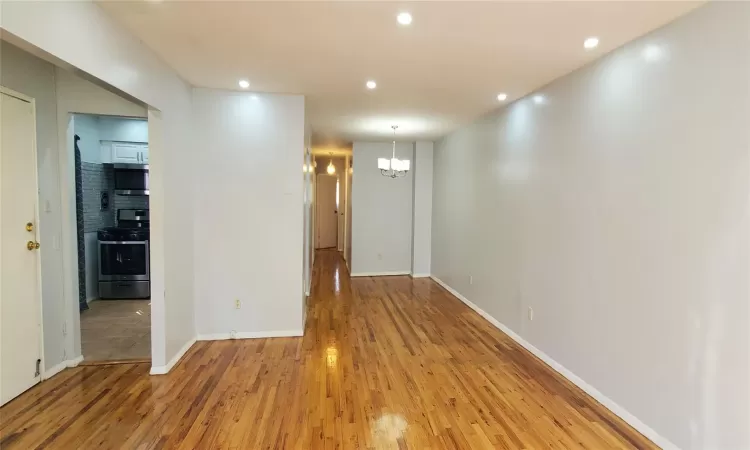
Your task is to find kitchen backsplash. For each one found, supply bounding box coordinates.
[81,162,114,232]
[81,162,149,232]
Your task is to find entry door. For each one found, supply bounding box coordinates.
[316,174,338,249]
[0,89,43,406]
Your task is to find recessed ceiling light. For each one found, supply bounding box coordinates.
[397,12,412,25]
[238,79,250,89]
[497,93,508,102]
[533,95,545,104]
[583,37,599,50]
[366,80,377,90]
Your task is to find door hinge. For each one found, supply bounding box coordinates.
[35,359,41,377]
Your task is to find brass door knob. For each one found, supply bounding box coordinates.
[26,222,33,232]
[27,241,40,251]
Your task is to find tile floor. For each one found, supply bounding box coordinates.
[80,299,151,362]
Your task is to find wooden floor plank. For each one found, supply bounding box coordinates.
[0,249,656,449]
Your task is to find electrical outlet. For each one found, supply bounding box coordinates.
[528,306,534,321]
[230,330,237,339]
[235,298,241,309]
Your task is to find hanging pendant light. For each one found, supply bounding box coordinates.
[327,153,336,175]
[378,125,410,178]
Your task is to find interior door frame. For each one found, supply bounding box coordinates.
[0,85,46,379]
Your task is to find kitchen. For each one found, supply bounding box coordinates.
[74,113,151,363]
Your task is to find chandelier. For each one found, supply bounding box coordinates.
[378,125,410,178]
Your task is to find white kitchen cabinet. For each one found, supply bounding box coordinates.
[105,142,149,164]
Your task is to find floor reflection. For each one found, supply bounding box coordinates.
[325,345,338,368]
[371,413,409,443]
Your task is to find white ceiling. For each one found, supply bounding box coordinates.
[98,1,701,145]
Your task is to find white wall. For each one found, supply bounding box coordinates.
[98,116,148,143]
[2,0,196,371]
[411,142,433,276]
[431,3,749,449]
[0,41,67,369]
[351,142,414,275]
[192,88,305,337]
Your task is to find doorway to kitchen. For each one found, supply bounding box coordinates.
[72,113,151,364]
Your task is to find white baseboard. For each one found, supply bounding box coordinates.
[350,271,411,277]
[43,355,83,380]
[150,337,196,375]
[410,273,431,278]
[429,275,678,450]
[197,329,304,341]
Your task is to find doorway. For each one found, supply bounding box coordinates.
[316,174,338,249]
[70,113,152,364]
[0,87,44,406]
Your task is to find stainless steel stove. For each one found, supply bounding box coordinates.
[98,209,150,299]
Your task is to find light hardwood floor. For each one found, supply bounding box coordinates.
[80,299,151,362]
[0,249,655,449]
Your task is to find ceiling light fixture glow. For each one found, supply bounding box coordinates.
[366,80,377,89]
[238,79,250,89]
[497,93,508,102]
[533,95,545,104]
[397,12,412,25]
[583,37,599,50]
[643,45,664,62]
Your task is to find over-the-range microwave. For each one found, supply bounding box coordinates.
[113,163,149,196]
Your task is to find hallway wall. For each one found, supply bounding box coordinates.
[351,142,414,275]
[430,3,750,449]
[192,88,305,337]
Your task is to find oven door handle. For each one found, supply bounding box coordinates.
[98,241,148,245]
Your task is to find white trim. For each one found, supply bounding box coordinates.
[430,275,679,450]
[410,273,431,278]
[197,330,304,341]
[42,355,83,380]
[149,337,196,375]
[350,271,411,277]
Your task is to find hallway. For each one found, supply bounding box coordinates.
[0,249,653,449]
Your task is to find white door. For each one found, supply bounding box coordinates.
[111,142,141,164]
[316,174,338,249]
[0,89,43,406]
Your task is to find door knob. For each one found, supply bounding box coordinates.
[26,222,34,232]
[27,241,40,251]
